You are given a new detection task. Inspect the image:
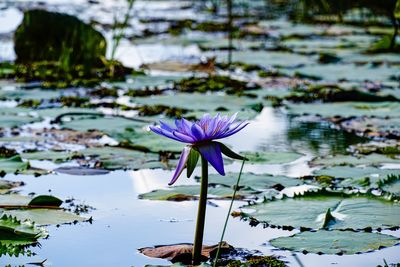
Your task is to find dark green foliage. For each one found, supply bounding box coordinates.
[318,53,341,64]
[125,87,163,97]
[294,0,399,50]
[0,147,18,158]
[286,84,399,103]
[14,9,106,68]
[221,256,285,267]
[367,35,400,54]
[174,75,259,94]
[90,87,119,98]
[135,105,190,118]
[0,61,131,88]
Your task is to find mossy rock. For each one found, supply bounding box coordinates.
[14,9,106,68]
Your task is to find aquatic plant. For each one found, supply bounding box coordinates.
[150,113,248,264]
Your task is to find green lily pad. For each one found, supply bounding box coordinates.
[21,150,80,162]
[212,51,314,68]
[0,214,47,256]
[240,151,303,164]
[132,92,261,112]
[0,88,60,100]
[208,173,304,191]
[112,129,184,153]
[270,230,399,255]
[139,185,258,201]
[284,64,399,82]
[241,190,400,230]
[59,114,148,133]
[286,102,400,118]
[0,180,23,193]
[0,113,39,128]
[0,194,86,225]
[311,153,400,167]
[81,147,166,170]
[2,209,87,226]
[0,155,29,175]
[313,166,400,189]
[379,175,400,198]
[113,75,184,90]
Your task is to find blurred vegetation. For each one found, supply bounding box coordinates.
[15,9,106,70]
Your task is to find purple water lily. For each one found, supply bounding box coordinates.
[150,113,248,185]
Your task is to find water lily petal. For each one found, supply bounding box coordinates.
[159,121,174,132]
[173,131,196,143]
[197,142,225,175]
[169,146,191,185]
[214,121,249,139]
[191,123,205,141]
[149,126,184,142]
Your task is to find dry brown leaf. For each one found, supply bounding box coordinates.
[139,242,232,264]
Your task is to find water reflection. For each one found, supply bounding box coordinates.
[286,117,367,155]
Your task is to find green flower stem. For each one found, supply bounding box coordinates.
[213,159,246,267]
[192,156,209,265]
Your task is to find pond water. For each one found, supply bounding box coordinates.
[2,107,390,267]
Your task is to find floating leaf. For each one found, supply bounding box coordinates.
[286,102,400,118]
[379,174,400,198]
[208,173,305,191]
[270,230,399,255]
[0,180,24,193]
[0,214,47,256]
[0,155,29,175]
[81,147,165,170]
[139,242,231,264]
[54,166,110,176]
[313,166,400,189]
[240,151,303,164]
[2,209,87,226]
[139,185,258,201]
[132,93,260,112]
[311,153,400,167]
[28,195,63,207]
[240,190,400,230]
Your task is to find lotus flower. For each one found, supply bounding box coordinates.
[149,113,248,185]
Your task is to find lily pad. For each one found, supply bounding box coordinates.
[240,190,400,230]
[0,180,23,193]
[2,209,87,226]
[0,155,29,175]
[139,242,231,264]
[21,150,79,162]
[311,154,400,167]
[270,230,399,255]
[286,102,400,118]
[284,64,399,82]
[211,51,314,68]
[81,147,166,170]
[132,92,261,112]
[0,113,39,128]
[379,175,400,198]
[240,151,303,164]
[208,173,304,191]
[54,166,110,176]
[313,166,400,189]
[113,75,184,90]
[139,185,258,201]
[0,193,87,225]
[0,214,47,256]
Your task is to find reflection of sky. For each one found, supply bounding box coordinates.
[224,107,288,152]
[2,167,400,267]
